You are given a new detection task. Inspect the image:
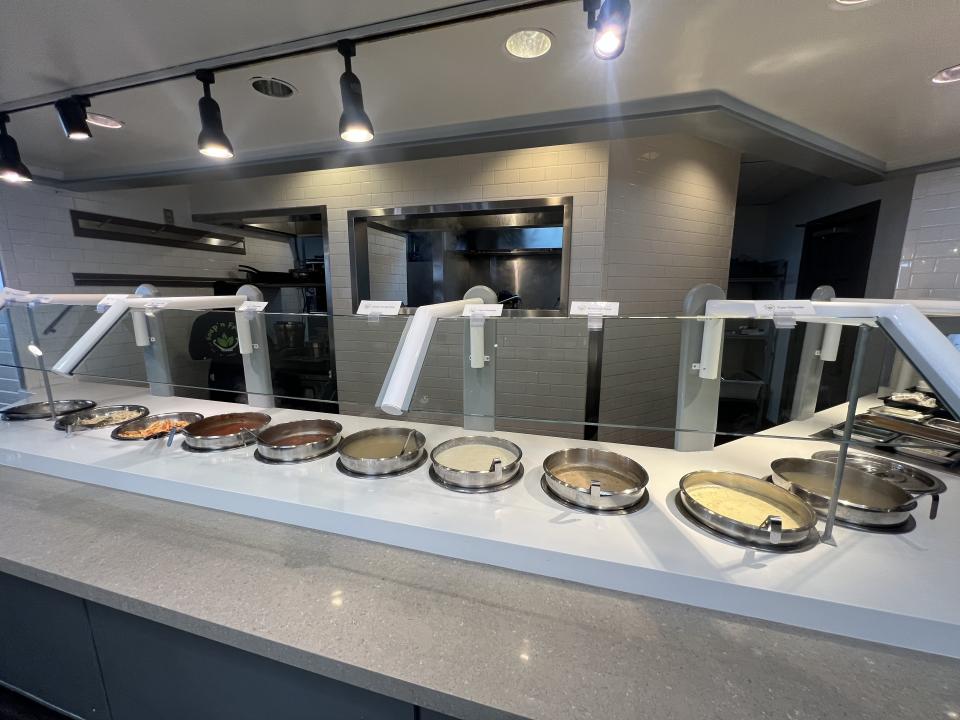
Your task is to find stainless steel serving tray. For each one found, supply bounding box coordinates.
[181,412,272,452]
[430,436,523,491]
[338,427,426,476]
[679,471,818,548]
[55,404,149,432]
[771,458,917,528]
[256,419,342,463]
[3,399,95,420]
[810,450,947,498]
[542,448,648,513]
[111,412,204,441]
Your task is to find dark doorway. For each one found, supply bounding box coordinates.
[795,201,879,299]
[782,201,881,417]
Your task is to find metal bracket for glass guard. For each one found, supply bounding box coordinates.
[367,310,381,324]
[463,315,495,431]
[772,311,798,329]
[583,313,605,442]
[25,305,57,421]
[822,323,872,543]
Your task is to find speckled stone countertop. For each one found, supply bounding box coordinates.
[0,467,957,720]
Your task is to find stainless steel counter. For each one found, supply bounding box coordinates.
[0,467,956,720]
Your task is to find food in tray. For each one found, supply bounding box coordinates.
[76,409,143,427]
[686,485,804,530]
[341,435,413,459]
[889,392,939,409]
[118,418,191,439]
[868,405,928,422]
[434,443,518,472]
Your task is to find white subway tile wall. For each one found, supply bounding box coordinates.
[0,183,293,400]
[598,136,740,445]
[898,169,960,299]
[367,227,408,303]
[188,142,611,314]
[188,142,608,428]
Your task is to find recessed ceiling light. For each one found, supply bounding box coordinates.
[250,76,297,98]
[505,29,553,59]
[932,63,960,84]
[835,0,870,3]
[86,113,124,129]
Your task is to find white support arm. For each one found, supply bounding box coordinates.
[704,299,960,416]
[377,298,481,416]
[52,295,247,377]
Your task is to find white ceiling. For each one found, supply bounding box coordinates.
[4,0,960,182]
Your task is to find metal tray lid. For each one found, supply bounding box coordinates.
[810,450,947,497]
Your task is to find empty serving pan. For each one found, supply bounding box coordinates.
[55,404,149,432]
[542,448,648,513]
[256,419,342,463]
[338,427,426,476]
[3,399,95,420]
[430,436,523,491]
[181,412,271,452]
[112,412,204,441]
[810,450,947,498]
[679,471,818,549]
[771,457,917,528]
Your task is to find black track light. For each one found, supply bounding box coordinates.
[584,0,631,60]
[195,69,235,159]
[0,114,32,184]
[55,96,93,140]
[337,39,374,144]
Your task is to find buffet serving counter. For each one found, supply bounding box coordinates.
[0,381,956,659]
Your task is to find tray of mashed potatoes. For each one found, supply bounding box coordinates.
[679,471,818,548]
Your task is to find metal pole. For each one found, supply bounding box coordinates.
[26,305,57,421]
[822,323,871,543]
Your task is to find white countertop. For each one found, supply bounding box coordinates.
[0,381,956,658]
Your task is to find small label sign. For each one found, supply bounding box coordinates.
[238,300,268,312]
[357,300,402,316]
[754,300,815,317]
[569,301,620,317]
[462,304,503,317]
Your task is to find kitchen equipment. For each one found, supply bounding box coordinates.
[3,399,95,420]
[883,391,942,413]
[858,414,960,449]
[429,436,523,493]
[55,404,149,432]
[810,450,947,498]
[830,422,898,443]
[771,458,918,528]
[541,448,648,514]
[337,427,427,476]
[181,412,271,452]
[255,419,342,464]
[678,471,819,550]
[111,412,204,441]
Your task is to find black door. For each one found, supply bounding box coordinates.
[782,200,881,416]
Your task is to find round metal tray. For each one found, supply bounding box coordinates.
[430,463,524,494]
[181,412,271,452]
[111,412,204,441]
[673,491,820,553]
[336,449,428,478]
[810,450,947,497]
[540,475,648,515]
[679,470,818,549]
[338,427,426,476]
[542,448,649,512]
[770,458,917,528]
[3,399,95,420]
[55,404,149,432]
[254,444,339,465]
[256,419,342,463]
[430,436,523,490]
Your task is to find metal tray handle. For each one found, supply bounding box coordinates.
[760,515,783,544]
[488,457,503,483]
